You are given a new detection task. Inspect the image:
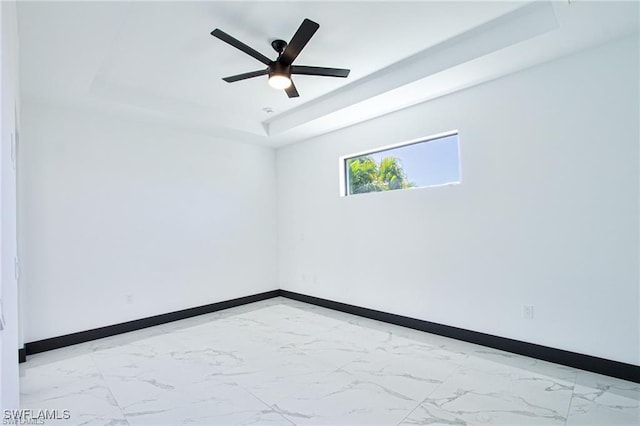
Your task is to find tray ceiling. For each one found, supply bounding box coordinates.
[17,1,639,147]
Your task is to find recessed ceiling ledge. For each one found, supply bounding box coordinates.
[264,1,558,137]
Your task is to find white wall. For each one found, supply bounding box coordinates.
[19,103,277,342]
[277,36,640,365]
[1,0,20,410]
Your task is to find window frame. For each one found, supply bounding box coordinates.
[339,130,460,197]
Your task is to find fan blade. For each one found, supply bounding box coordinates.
[211,29,272,65]
[280,19,319,66]
[222,69,268,83]
[285,81,299,98]
[291,66,350,78]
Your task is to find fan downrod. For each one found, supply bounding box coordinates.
[271,39,287,54]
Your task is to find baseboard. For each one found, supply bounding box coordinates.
[23,290,280,358]
[279,290,640,383]
[20,288,639,383]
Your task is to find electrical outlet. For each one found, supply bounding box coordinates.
[523,304,534,320]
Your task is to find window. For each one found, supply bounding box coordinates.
[342,131,460,196]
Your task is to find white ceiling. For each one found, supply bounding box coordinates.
[17,1,639,147]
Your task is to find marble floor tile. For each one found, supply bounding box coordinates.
[414,364,575,425]
[20,297,638,426]
[269,368,421,425]
[566,371,639,426]
[121,381,280,425]
[566,402,639,426]
[20,354,105,397]
[341,346,460,402]
[398,402,470,425]
[21,376,124,426]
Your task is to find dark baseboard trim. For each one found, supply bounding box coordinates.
[279,290,640,383]
[23,290,280,358]
[20,288,638,383]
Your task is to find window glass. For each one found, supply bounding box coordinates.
[344,133,460,196]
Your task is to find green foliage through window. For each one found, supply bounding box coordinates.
[347,155,415,195]
[343,133,460,196]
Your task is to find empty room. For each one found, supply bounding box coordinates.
[0,0,638,425]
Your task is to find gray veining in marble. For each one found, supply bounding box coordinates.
[20,297,639,425]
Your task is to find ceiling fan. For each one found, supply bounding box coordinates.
[211,18,350,98]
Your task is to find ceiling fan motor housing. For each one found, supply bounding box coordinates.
[269,61,291,79]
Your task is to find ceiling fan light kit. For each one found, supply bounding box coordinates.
[268,61,292,89]
[211,18,350,98]
[268,74,292,90]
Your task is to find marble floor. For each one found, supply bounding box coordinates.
[20,297,639,426]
